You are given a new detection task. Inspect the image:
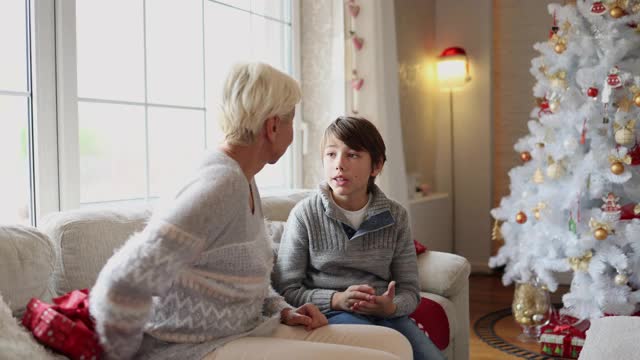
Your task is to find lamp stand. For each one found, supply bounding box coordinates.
[449,89,456,254]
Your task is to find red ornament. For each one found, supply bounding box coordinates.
[515,211,527,224]
[607,68,622,88]
[620,203,640,220]
[591,2,606,14]
[587,87,599,98]
[629,143,640,165]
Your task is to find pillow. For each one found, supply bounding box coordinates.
[578,316,640,359]
[414,239,427,254]
[409,297,450,350]
[0,292,64,360]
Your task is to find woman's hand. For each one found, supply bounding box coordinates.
[280,303,328,330]
[330,284,376,311]
[352,281,397,318]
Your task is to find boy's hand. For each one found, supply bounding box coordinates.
[281,303,328,331]
[352,281,397,317]
[330,284,376,311]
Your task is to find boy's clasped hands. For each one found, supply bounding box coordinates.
[331,281,398,317]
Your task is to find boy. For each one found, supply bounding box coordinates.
[274,116,445,359]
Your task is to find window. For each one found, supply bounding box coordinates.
[71,0,297,205]
[0,0,32,225]
[0,0,300,226]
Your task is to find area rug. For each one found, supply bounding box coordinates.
[473,307,554,359]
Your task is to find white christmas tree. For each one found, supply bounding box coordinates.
[491,1,640,320]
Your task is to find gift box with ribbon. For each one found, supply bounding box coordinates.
[21,289,103,360]
[539,312,589,359]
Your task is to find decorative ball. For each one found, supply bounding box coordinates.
[615,128,635,145]
[610,6,625,18]
[532,314,545,324]
[520,151,532,162]
[634,93,640,107]
[554,43,567,54]
[594,227,608,241]
[615,273,629,285]
[591,2,606,14]
[549,101,560,112]
[587,87,599,98]
[516,211,528,224]
[611,161,625,175]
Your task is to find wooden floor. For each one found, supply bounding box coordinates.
[469,273,568,359]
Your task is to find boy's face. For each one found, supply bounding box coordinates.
[322,134,382,201]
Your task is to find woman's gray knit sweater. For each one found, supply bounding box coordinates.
[89,150,291,360]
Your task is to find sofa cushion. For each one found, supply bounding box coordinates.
[0,225,55,316]
[261,190,312,222]
[0,292,63,359]
[40,206,152,295]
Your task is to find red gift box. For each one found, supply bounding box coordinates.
[539,312,589,359]
[22,289,102,360]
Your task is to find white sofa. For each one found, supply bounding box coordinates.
[0,191,470,359]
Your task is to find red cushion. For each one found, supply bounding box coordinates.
[414,240,427,254]
[409,297,450,350]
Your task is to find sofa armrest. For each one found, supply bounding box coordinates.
[417,251,470,298]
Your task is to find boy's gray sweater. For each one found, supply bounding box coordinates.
[274,182,420,317]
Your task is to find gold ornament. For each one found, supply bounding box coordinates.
[615,273,629,285]
[611,161,625,175]
[512,282,551,328]
[614,120,636,145]
[548,70,568,89]
[554,42,567,54]
[533,167,545,184]
[608,152,631,175]
[516,211,528,224]
[520,151,532,162]
[569,250,593,272]
[594,227,608,240]
[610,6,625,18]
[549,101,560,112]
[590,218,612,240]
[492,219,504,244]
[532,202,547,220]
[634,93,640,106]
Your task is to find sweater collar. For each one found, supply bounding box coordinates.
[318,182,393,224]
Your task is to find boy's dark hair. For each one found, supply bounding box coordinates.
[322,116,387,192]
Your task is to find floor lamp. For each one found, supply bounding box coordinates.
[437,46,471,254]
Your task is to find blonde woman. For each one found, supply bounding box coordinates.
[90,63,412,360]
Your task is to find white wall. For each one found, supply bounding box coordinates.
[435,0,493,272]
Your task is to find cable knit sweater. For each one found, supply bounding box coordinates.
[89,150,291,360]
[273,183,420,317]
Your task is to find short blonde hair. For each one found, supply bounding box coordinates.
[220,62,301,145]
